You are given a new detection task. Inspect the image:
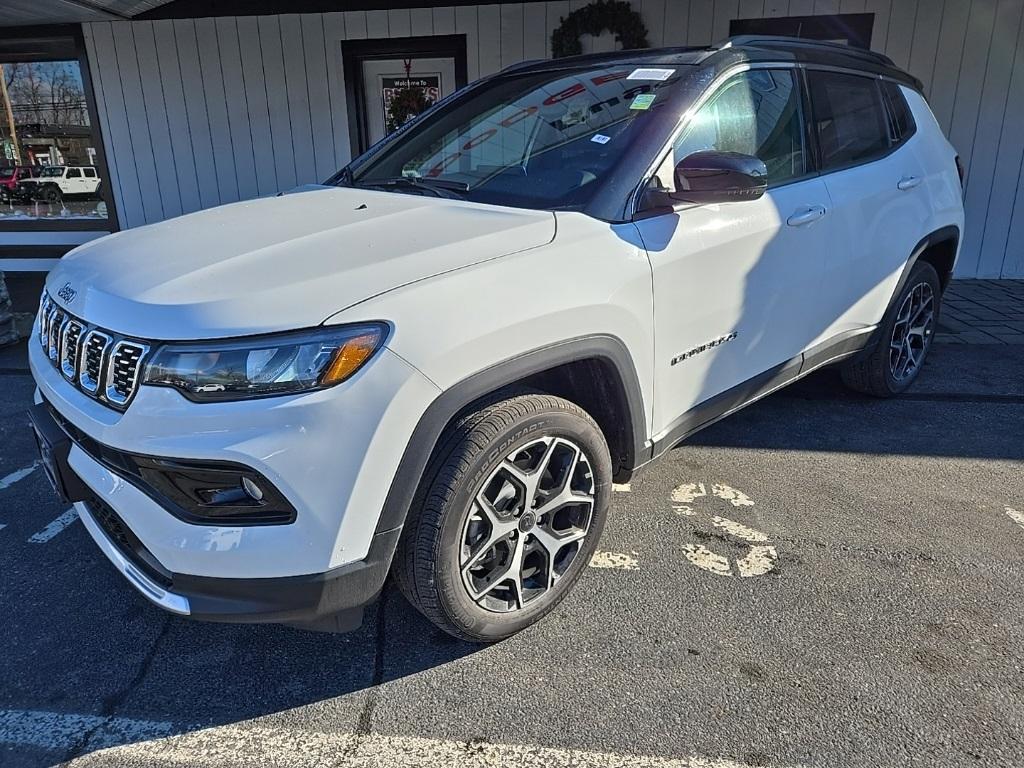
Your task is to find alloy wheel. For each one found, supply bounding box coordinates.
[890,281,936,382]
[459,436,596,613]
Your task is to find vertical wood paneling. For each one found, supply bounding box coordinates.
[455,5,480,79]
[957,0,1024,276]
[948,0,998,177]
[906,0,943,97]
[133,23,182,219]
[477,4,502,76]
[688,0,715,44]
[236,16,278,196]
[82,23,133,228]
[280,15,317,186]
[642,0,667,47]
[257,15,297,191]
[302,13,339,181]
[927,0,970,132]
[433,6,456,35]
[523,3,548,60]
[979,7,1024,277]
[195,18,239,203]
[410,8,434,36]
[663,0,690,45]
[152,20,201,213]
[111,22,164,223]
[77,2,1024,277]
[322,12,350,168]
[500,4,525,69]
[215,16,259,201]
[388,8,412,37]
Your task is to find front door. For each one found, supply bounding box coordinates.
[634,68,835,440]
[343,36,468,155]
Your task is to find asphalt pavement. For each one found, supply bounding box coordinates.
[0,341,1022,767]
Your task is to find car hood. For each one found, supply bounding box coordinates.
[45,186,556,340]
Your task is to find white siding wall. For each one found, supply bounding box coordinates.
[82,0,1024,277]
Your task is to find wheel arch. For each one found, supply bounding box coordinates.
[374,335,648,535]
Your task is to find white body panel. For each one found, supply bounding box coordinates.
[30,69,964,604]
[634,178,833,436]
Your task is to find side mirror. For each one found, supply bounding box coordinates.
[673,150,768,204]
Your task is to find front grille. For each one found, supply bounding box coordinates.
[37,291,150,411]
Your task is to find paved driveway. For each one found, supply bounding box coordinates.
[0,343,1022,767]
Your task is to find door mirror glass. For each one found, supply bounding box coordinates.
[672,150,768,203]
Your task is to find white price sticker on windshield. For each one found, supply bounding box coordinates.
[591,134,611,144]
[627,68,675,81]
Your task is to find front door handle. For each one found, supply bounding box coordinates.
[786,205,827,227]
[897,175,922,191]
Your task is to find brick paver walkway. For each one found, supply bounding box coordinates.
[937,279,1024,344]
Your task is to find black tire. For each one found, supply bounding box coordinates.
[42,185,62,204]
[393,392,612,642]
[841,260,942,397]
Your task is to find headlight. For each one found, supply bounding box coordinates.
[142,323,387,402]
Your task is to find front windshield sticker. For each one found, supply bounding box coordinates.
[591,134,611,144]
[627,68,675,81]
[629,93,657,110]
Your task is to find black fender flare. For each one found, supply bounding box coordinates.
[374,334,648,535]
[855,225,959,360]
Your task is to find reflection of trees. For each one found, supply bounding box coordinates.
[2,61,89,128]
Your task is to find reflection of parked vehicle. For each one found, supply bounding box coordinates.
[0,166,40,201]
[16,165,102,203]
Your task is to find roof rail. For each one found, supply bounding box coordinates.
[718,35,895,67]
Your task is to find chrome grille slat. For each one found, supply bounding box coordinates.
[40,291,149,411]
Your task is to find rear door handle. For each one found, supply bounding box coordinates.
[786,205,827,227]
[897,175,922,190]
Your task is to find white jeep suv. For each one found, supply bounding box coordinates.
[29,37,964,642]
[18,165,102,203]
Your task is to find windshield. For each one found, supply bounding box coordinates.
[39,166,65,177]
[347,64,684,211]
[0,168,13,179]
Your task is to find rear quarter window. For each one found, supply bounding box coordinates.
[807,70,891,170]
[881,80,916,143]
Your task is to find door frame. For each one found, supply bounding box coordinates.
[341,34,468,157]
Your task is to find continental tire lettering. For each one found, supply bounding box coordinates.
[471,421,547,488]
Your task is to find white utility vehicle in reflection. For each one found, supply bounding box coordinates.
[29,37,963,643]
[18,165,102,203]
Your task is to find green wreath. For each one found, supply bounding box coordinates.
[387,87,433,131]
[551,0,649,59]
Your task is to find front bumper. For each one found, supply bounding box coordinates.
[30,333,437,579]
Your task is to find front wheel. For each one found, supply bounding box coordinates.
[393,392,612,642]
[841,261,941,397]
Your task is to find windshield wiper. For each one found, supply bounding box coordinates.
[355,176,469,199]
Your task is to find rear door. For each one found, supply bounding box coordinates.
[805,70,931,338]
[634,67,835,439]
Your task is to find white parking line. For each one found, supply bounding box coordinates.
[612,483,631,492]
[0,462,39,491]
[589,550,639,570]
[1005,506,1024,531]
[28,507,78,544]
[0,708,792,767]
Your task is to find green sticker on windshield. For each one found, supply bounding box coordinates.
[629,93,656,111]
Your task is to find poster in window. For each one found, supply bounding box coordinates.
[381,75,440,135]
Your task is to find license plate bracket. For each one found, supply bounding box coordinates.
[28,403,92,504]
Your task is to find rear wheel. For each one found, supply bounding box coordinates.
[841,261,941,397]
[393,392,612,642]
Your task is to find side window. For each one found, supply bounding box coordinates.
[670,69,807,187]
[881,81,915,143]
[83,168,97,178]
[66,168,82,178]
[807,71,891,170]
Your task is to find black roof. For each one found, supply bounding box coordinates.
[504,35,923,92]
